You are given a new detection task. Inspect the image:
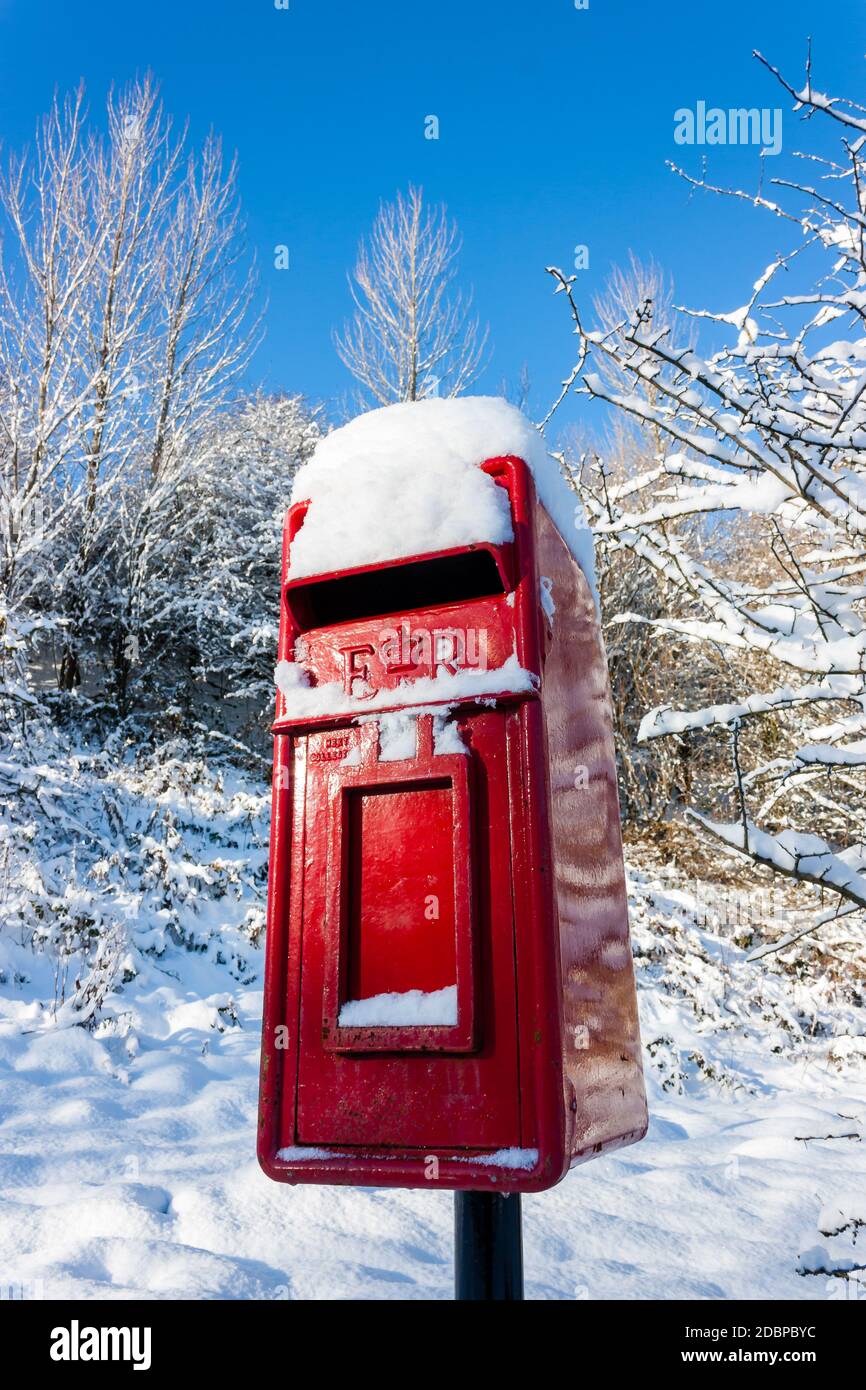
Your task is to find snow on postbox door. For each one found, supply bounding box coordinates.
[258,449,648,1192]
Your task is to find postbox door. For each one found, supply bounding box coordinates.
[320,718,476,1055]
[294,709,521,1151]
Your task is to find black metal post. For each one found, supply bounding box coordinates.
[454,1191,524,1300]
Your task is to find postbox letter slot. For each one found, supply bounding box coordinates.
[286,546,507,630]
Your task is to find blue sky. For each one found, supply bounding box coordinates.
[1,0,865,432]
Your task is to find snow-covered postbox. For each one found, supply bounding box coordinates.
[257,399,647,1192]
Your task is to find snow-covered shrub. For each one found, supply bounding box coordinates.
[0,710,270,1032]
[138,393,321,736]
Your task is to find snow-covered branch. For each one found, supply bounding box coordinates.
[547,52,866,942]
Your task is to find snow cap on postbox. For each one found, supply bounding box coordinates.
[287,396,598,603]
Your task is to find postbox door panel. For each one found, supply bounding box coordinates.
[294,709,521,1150]
[320,738,477,1056]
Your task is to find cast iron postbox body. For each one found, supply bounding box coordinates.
[258,455,647,1191]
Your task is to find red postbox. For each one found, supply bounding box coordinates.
[258,449,647,1192]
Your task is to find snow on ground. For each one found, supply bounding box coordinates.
[1,737,865,1301]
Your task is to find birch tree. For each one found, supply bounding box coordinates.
[0,78,257,706]
[61,77,184,691]
[112,123,258,712]
[546,52,866,951]
[0,86,97,693]
[335,184,487,404]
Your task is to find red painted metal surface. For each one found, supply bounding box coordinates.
[257,455,647,1191]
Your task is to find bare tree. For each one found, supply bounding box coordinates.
[545,52,866,952]
[591,254,694,459]
[335,185,487,404]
